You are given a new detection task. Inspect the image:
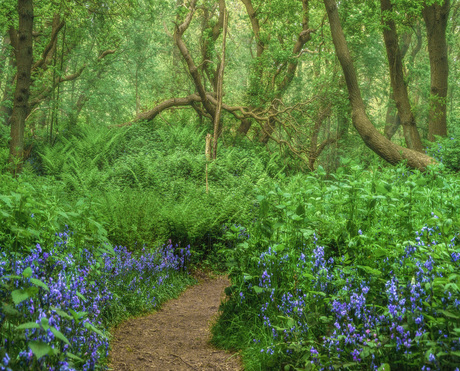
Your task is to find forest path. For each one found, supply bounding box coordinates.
[108,273,242,370]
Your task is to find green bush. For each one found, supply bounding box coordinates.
[427,136,460,173]
[212,163,460,370]
[0,172,109,254]
[33,121,287,260]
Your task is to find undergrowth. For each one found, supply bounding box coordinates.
[212,163,460,370]
[0,229,194,370]
[2,118,459,370]
[34,121,284,262]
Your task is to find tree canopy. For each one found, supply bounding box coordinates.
[1,0,458,172]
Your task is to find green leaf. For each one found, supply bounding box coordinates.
[309,291,326,297]
[30,278,49,292]
[11,289,31,305]
[1,275,22,280]
[66,352,84,362]
[378,364,391,371]
[28,340,53,359]
[274,244,286,252]
[0,210,11,218]
[22,267,33,278]
[295,204,305,216]
[40,317,50,331]
[357,265,382,277]
[316,165,326,176]
[16,322,41,330]
[84,322,106,338]
[2,303,20,316]
[69,308,88,321]
[252,286,264,294]
[76,291,87,302]
[300,229,314,238]
[50,327,70,345]
[51,307,73,320]
[0,195,13,207]
[438,310,460,319]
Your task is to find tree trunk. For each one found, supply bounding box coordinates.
[380,0,423,151]
[237,118,252,135]
[384,93,401,140]
[383,28,418,141]
[9,0,34,173]
[259,116,275,144]
[423,0,449,141]
[323,0,435,170]
[212,9,228,160]
[239,0,312,139]
[174,0,216,121]
[0,33,11,90]
[0,30,15,126]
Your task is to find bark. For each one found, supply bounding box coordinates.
[240,0,265,58]
[200,0,226,91]
[381,0,423,151]
[32,14,65,72]
[237,118,252,135]
[115,94,202,127]
[29,49,115,110]
[423,0,449,141]
[212,9,228,160]
[277,0,313,93]
[174,0,216,120]
[9,0,34,173]
[384,23,422,140]
[69,49,116,126]
[0,32,14,125]
[323,0,435,170]
[384,93,401,139]
[119,92,294,131]
[29,65,86,108]
[237,0,265,135]
[246,0,314,142]
[0,82,14,125]
[0,33,11,90]
[308,105,333,170]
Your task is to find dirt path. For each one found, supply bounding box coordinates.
[108,274,242,370]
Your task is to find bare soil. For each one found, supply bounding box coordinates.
[108,273,242,370]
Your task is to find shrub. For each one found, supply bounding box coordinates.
[426,136,460,173]
[212,164,460,370]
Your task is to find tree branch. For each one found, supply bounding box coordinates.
[114,94,202,127]
[32,14,65,72]
[174,0,216,119]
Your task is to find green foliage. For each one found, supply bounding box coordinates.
[426,136,460,173]
[0,171,109,254]
[34,121,285,262]
[212,163,460,370]
[38,125,128,193]
[0,231,194,370]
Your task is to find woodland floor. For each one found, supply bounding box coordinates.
[108,273,242,370]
